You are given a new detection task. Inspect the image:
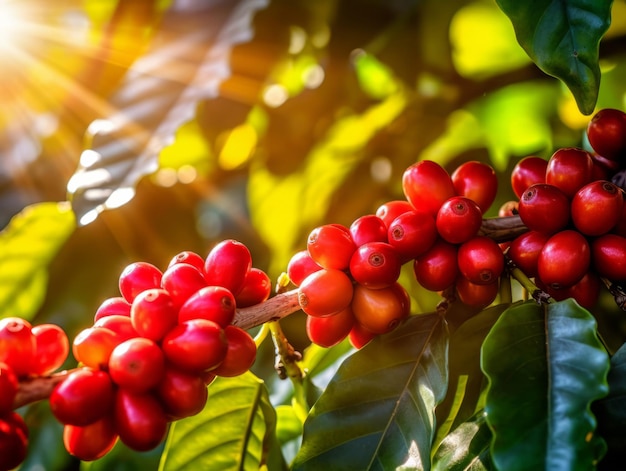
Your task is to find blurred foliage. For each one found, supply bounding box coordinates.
[1,0,626,469]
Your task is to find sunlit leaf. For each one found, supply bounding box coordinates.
[292,313,448,471]
[159,372,277,471]
[496,0,612,114]
[0,202,76,320]
[481,299,610,470]
[68,0,270,225]
[353,50,400,100]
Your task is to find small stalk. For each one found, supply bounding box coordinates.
[506,256,554,305]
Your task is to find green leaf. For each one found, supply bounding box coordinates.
[495,0,612,114]
[481,299,610,471]
[292,313,448,471]
[0,202,76,321]
[432,410,494,471]
[159,371,278,471]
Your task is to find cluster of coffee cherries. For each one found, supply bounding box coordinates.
[506,108,626,308]
[288,158,503,349]
[0,318,69,471]
[50,240,269,461]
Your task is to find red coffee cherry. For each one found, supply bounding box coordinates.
[72,327,122,370]
[375,200,414,228]
[436,197,483,244]
[571,180,624,236]
[204,239,252,296]
[50,367,114,426]
[235,268,272,308]
[402,160,456,215]
[0,317,36,377]
[350,214,389,246]
[0,363,18,414]
[0,411,29,471]
[162,319,228,373]
[351,282,410,335]
[118,262,163,303]
[457,236,504,285]
[545,147,594,199]
[511,156,547,199]
[93,296,131,322]
[306,307,355,348]
[586,108,626,161]
[156,367,208,420]
[451,160,498,213]
[537,230,590,289]
[178,286,237,328]
[287,250,323,287]
[212,325,257,377]
[31,323,70,376]
[63,416,118,462]
[114,389,168,452]
[387,210,438,260]
[507,231,549,278]
[455,276,499,309]
[130,288,178,342]
[413,239,459,292]
[298,269,354,317]
[161,263,208,308]
[349,242,401,289]
[108,338,165,393]
[94,315,139,342]
[517,183,570,235]
[544,271,601,309]
[307,224,356,270]
[592,234,626,282]
[167,250,206,272]
[348,322,377,349]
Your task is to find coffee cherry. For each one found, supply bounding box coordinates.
[436,197,482,244]
[306,307,355,348]
[402,160,456,215]
[130,288,178,342]
[235,268,272,308]
[178,286,236,328]
[571,180,624,236]
[31,323,70,376]
[298,269,354,317]
[351,283,410,335]
[94,315,139,342]
[63,416,118,461]
[0,317,36,377]
[212,325,257,377]
[72,327,122,370]
[168,250,206,272]
[455,276,499,309]
[118,262,163,303]
[0,363,17,414]
[511,156,547,199]
[413,239,459,292]
[387,210,438,260]
[537,230,590,289]
[156,367,208,420]
[287,250,322,287]
[350,214,388,246]
[162,319,228,373]
[204,239,252,296]
[518,183,570,235]
[0,411,28,471]
[307,224,356,270]
[592,234,626,282]
[50,368,114,426]
[93,296,131,322]
[451,160,498,213]
[375,200,414,228]
[507,231,549,278]
[457,236,504,285]
[544,271,601,309]
[348,322,376,349]
[114,389,168,452]
[161,263,207,308]
[349,242,401,289]
[108,338,165,393]
[586,108,626,161]
[545,148,594,198]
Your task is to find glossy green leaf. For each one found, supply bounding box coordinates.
[159,372,277,471]
[292,313,448,471]
[481,299,610,471]
[0,202,76,320]
[495,0,612,114]
[432,410,494,471]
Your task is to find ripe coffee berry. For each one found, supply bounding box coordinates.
[507,231,549,278]
[571,180,624,236]
[350,214,388,246]
[298,268,354,317]
[591,234,626,282]
[545,147,594,198]
[63,416,118,461]
[306,307,355,348]
[436,197,482,244]
[351,283,410,335]
[586,108,626,161]
[451,160,498,213]
[348,322,376,349]
[178,286,237,327]
[94,315,138,342]
[544,271,601,309]
[510,156,547,199]
[0,363,17,414]
[72,327,122,370]
[455,276,499,309]
[307,224,356,270]
[402,160,456,215]
[538,230,590,289]
[204,239,252,296]
[167,250,205,272]
[131,288,178,341]
[349,242,401,289]
[517,183,570,235]
[413,239,459,292]
[236,268,272,307]
[0,317,36,377]
[114,389,168,452]
[161,263,207,308]
[108,337,165,393]
[287,250,322,287]
[457,236,504,285]
[156,367,208,420]
[387,210,438,260]
[212,325,257,377]
[375,200,414,228]
[93,296,131,322]
[0,411,28,471]
[31,323,70,376]
[118,262,163,303]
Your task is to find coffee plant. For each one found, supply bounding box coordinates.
[2,0,626,470]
